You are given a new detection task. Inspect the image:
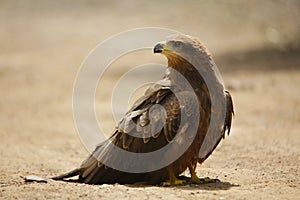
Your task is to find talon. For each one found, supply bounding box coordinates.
[198,177,219,184]
[190,175,202,184]
[162,166,186,186]
[188,165,219,184]
[188,165,202,184]
[162,179,186,186]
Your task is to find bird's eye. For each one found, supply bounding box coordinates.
[174,41,183,48]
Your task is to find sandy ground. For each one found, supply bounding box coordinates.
[1,1,300,199]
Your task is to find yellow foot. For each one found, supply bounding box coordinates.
[190,176,220,184]
[190,174,201,184]
[161,179,186,186]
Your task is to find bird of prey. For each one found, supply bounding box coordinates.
[52,34,234,186]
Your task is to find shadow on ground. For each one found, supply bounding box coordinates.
[124,176,239,191]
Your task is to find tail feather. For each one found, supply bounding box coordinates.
[51,168,81,181]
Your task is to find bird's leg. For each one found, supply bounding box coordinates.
[162,167,185,186]
[188,165,219,184]
[188,165,201,184]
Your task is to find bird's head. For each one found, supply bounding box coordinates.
[153,34,211,68]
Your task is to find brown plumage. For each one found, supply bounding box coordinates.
[52,34,234,185]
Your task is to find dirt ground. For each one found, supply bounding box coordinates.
[1,1,300,199]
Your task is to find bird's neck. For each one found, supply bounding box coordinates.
[164,53,223,94]
[165,57,205,92]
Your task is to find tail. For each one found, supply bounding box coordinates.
[51,168,81,182]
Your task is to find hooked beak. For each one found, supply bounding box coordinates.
[154,43,164,54]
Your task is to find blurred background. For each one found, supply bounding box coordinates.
[0,0,299,199]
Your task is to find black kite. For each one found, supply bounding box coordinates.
[52,34,234,186]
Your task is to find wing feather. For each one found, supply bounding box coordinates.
[77,81,200,184]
